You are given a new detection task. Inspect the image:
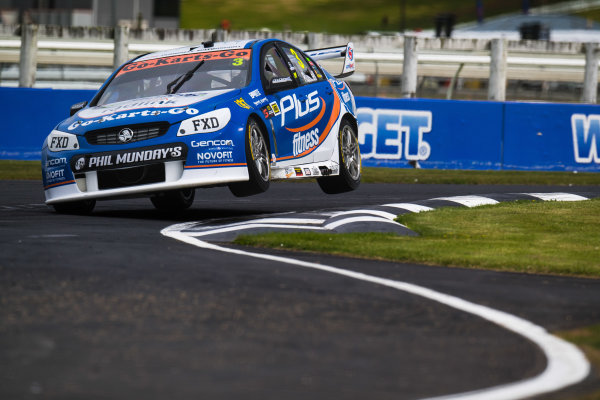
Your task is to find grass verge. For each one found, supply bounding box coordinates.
[361,167,600,185]
[2,161,599,186]
[557,324,600,400]
[0,160,41,180]
[235,198,600,277]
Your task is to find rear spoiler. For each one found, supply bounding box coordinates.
[305,42,355,79]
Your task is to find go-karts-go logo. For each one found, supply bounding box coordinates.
[357,108,432,161]
[572,114,600,164]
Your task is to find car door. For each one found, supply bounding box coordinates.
[261,42,336,164]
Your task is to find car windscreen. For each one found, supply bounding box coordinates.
[96,49,252,106]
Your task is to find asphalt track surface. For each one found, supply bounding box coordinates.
[2,180,600,399]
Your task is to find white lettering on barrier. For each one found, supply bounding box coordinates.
[357,108,432,161]
[572,114,600,164]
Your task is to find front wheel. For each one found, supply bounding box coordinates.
[317,119,361,194]
[150,188,195,211]
[228,118,270,197]
[52,199,96,214]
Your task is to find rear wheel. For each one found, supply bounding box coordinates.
[52,199,96,214]
[150,188,195,211]
[317,119,361,194]
[228,118,270,197]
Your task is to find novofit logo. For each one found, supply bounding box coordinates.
[118,128,134,143]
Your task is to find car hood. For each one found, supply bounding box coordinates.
[59,89,241,135]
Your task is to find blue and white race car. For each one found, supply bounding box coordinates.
[42,38,360,213]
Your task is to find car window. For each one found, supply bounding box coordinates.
[280,45,319,85]
[262,46,292,84]
[96,49,252,106]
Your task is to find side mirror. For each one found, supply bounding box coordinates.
[265,76,295,94]
[70,101,88,116]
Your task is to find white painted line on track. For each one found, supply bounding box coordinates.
[526,193,589,202]
[161,225,590,400]
[383,203,434,213]
[434,195,500,208]
[324,215,405,230]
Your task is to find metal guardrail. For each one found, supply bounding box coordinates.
[1,24,598,102]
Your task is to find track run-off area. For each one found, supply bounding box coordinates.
[2,180,600,399]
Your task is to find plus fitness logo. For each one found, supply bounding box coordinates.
[357,108,432,161]
[571,114,600,164]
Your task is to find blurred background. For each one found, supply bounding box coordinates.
[1,0,599,102]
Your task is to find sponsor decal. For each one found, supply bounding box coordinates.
[311,166,320,176]
[253,98,268,107]
[273,76,293,84]
[234,98,251,109]
[196,151,234,164]
[280,90,320,127]
[294,167,303,177]
[284,167,294,178]
[46,168,65,181]
[178,108,231,136]
[261,104,275,119]
[304,168,311,176]
[572,114,600,164]
[270,102,281,116]
[357,108,432,161]
[71,143,187,173]
[348,47,354,61]
[191,139,234,148]
[293,128,320,157]
[48,132,79,152]
[117,50,252,76]
[69,107,200,131]
[249,89,262,99]
[342,92,350,103]
[77,92,219,119]
[45,157,67,168]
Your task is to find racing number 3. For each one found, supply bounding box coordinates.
[289,49,305,69]
[232,58,243,66]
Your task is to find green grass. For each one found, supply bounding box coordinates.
[0,160,41,180]
[2,160,599,185]
[180,0,572,34]
[362,167,600,185]
[558,324,600,400]
[236,198,600,277]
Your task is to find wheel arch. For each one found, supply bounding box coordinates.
[248,113,272,156]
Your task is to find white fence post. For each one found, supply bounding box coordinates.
[113,25,130,69]
[581,42,599,104]
[401,35,418,98]
[19,24,38,88]
[488,38,507,101]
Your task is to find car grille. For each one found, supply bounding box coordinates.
[85,123,170,145]
[97,163,165,190]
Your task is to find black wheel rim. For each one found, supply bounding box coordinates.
[250,124,269,181]
[341,125,360,180]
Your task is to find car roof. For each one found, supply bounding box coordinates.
[135,39,263,62]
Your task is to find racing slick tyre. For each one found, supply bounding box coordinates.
[228,118,270,197]
[52,199,96,214]
[150,188,195,211]
[317,119,361,194]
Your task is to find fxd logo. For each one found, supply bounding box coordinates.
[357,108,432,161]
[571,114,600,164]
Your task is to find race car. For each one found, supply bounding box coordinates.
[42,38,360,213]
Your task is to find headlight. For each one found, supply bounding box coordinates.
[177,108,231,136]
[47,130,80,152]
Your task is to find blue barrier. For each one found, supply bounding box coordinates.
[0,87,598,171]
[0,87,95,160]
